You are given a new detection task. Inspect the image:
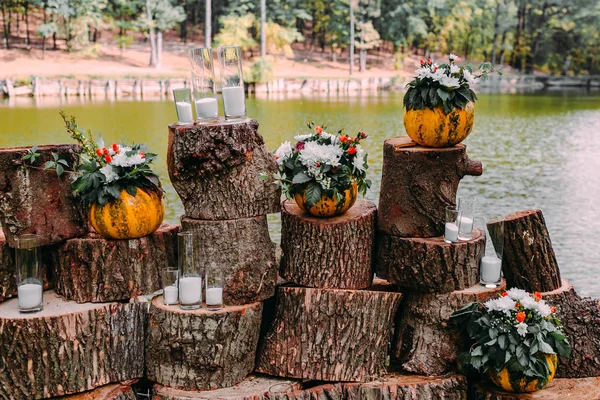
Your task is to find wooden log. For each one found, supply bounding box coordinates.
[0,291,147,400]
[167,119,281,220]
[0,145,87,247]
[61,383,136,400]
[255,286,403,382]
[51,223,180,303]
[153,376,301,400]
[489,210,561,292]
[181,216,277,305]
[376,228,485,293]
[280,199,376,289]
[473,377,600,400]
[146,297,263,391]
[392,281,506,376]
[378,136,482,237]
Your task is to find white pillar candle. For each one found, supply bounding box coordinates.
[458,216,474,239]
[206,287,223,306]
[444,222,459,243]
[195,97,219,119]
[221,86,246,117]
[179,276,202,305]
[18,283,42,309]
[480,255,502,283]
[163,285,178,304]
[176,101,194,123]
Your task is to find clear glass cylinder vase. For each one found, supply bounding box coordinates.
[15,234,43,313]
[480,214,504,288]
[189,47,219,123]
[172,88,194,124]
[217,45,246,120]
[178,231,202,309]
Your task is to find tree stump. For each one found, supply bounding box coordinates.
[52,223,180,303]
[473,377,600,400]
[61,383,136,400]
[280,199,376,289]
[255,286,403,382]
[392,281,506,376]
[0,145,87,247]
[153,376,301,400]
[0,291,147,400]
[541,279,600,378]
[489,210,561,292]
[378,137,482,238]
[167,119,281,220]
[146,297,263,391]
[376,228,485,293]
[181,216,276,305]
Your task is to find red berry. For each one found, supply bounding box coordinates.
[347,146,357,155]
[315,126,323,134]
[315,162,321,167]
[103,148,109,155]
[104,155,112,163]
[96,148,103,156]
[112,143,118,152]
[140,152,146,159]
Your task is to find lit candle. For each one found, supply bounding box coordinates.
[480,255,502,284]
[458,216,474,240]
[206,287,223,306]
[18,283,42,309]
[163,285,178,305]
[195,97,219,119]
[176,101,194,123]
[221,86,246,118]
[444,222,459,243]
[178,276,202,305]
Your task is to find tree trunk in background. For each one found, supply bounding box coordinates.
[510,0,525,70]
[24,2,30,48]
[146,0,158,67]
[205,0,211,47]
[526,0,549,74]
[562,56,571,76]
[1,5,8,49]
[349,1,354,75]
[260,0,266,57]
[498,31,507,65]
[360,49,366,71]
[491,0,501,65]
[156,30,163,68]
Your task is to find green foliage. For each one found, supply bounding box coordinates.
[263,22,304,57]
[213,13,257,51]
[43,152,70,177]
[244,56,274,83]
[355,21,381,50]
[22,145,41,165]
[37,22,58,39]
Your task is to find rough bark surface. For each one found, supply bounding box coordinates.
[280,199,376,289]
[489,210,561,292]
[0,144,88,247]
[473,377,600,400]
[378,137,482,237]
[0,291,147,400]
[52,223,179,303]
[181,216,276,305]
[167,119,281,220]
[146,297,263,391]
[376,228,485,293]
[153,376,301,400]
[256,286,403,382]
[392,281,506,375]
[60,383,136,400]
[541,280,600,378]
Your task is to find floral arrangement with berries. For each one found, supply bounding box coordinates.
[449,288,570,389]
[261,122,371,208]
[404,54,499,114]
[58,111,162,205]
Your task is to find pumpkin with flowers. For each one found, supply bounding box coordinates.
[450,288,570,393]
[261,121,371,217]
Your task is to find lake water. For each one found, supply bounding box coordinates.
[1,90,599,297]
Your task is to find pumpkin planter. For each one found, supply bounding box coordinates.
[294,181,358,218]
[404,102,475,148]
[89,187,165,240]
[488,354,557,393]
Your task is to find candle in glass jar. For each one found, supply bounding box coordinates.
[163,286,178,304]
[18,283,42,309]
[176,101,194,123]
[195,97,218,119]
[206,287,223,306]
[178,276,202,304]
[444,222,459,243]
[458,216,474,239]
[221,86,245,117]
[480,255,502,284]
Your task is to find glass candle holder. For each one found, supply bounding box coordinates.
[178,232,202,310]
[205,262,224,311]
[15,234,43,313]
[189,47,219,123]
[480,214,505,288]
[172,88,194,124]
[457,197,476,241]
[162,268,179,306]
[217,45,246,120]
[444,206,460,243]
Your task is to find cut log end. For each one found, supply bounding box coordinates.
[60,383,137,400]
[473,377,600,400]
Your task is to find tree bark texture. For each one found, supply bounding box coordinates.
[489,209,561,292]
[376,228,485,293]
[153,376,301,400]
[378,137,482,238]
[392,281,506,376]
[61,383,136,400]
[473,377,600,400]
[0,145,87,247]
[181,216,277,305]
[146,298,263,391]
[541,279,600,378]
[167,119,280,220]
[52,223,179,303]
[255,286,403,382]
[280,199,376,289]
[0,291,147,400]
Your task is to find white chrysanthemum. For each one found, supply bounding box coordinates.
[99,164,119,183]
[416,66,432,79]
[485,296,516,312]
[463,69,477,85]
[352,145,366,173]
[516,322,528,337]
[520,295,538,310]
[507,288,529,301]
[450,64,460,74]
[298,141,343,169]
[274,141,294,165]
[294,134,313,141]
[449,53,458,61]
[537,301,552,317]
[440,76,460,88]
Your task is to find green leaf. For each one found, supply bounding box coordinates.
[292,172,312,184]
[43,161,55,170]
[537,340,555,354]
[304,183,322,208]
[437,88,449,102]
[56,164,64,177]
[57,159,69,167]
[498,335,507,350]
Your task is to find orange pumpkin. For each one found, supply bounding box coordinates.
[294,181,358,217]
[488,354,558,393]
[404,103,475,147]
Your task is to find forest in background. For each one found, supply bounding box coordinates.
[0,0,599,77]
